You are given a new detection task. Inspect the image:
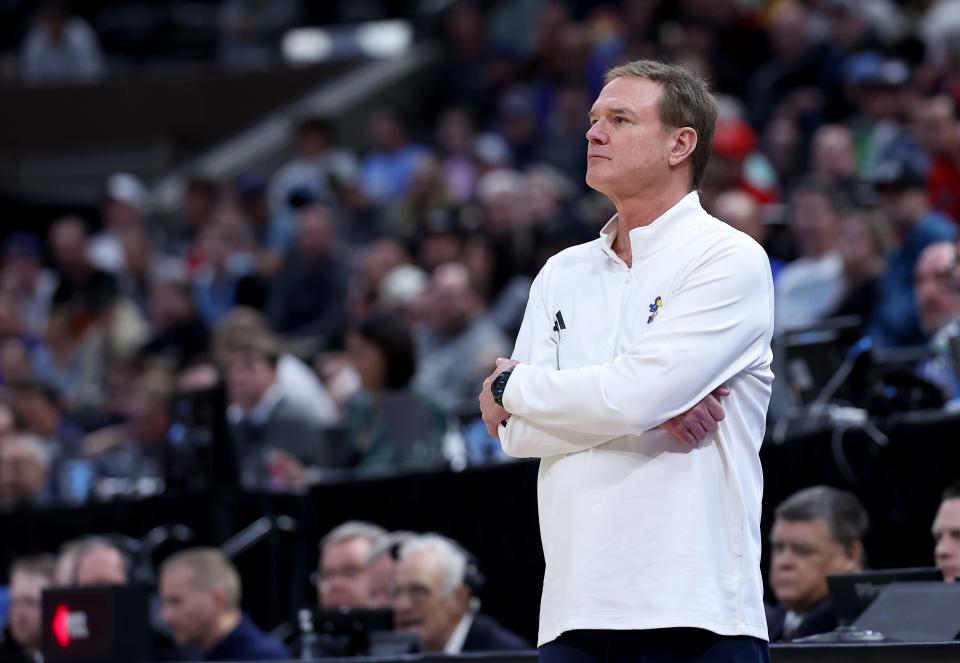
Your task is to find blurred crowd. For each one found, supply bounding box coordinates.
[1,0,960,514]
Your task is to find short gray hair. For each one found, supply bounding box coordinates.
[604,59,718,191]
[320,521,388,559]
[774,485,869,547]
[398,534,467,597]
[160,548,242,609]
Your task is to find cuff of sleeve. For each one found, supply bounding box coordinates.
[501,363,531,415]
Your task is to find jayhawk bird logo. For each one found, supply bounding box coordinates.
[647,296,663,324]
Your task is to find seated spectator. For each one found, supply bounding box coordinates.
[7,379,85,462]
[916,95,960,223]
[54,537,89,586]
[809,124,874,208]
[413,263,510,417]
[344,313,446,472]
[1,555,55,662]
[74,538,130,586]
[359,109,430,205]
[159,547,289,661]
[90,172,151,275]
[766,486,868,642]
[223,329,330,491]
[1,232,57,336]
[829,208,892,341]
[774,181,846,333]
[393,534,528,652]
[316,521,387,609]
[266,204,349,351]
[932,481,960,582]
[140,271,210,369]
[192,221,260,328]
[914,242,960,399]
[869,159,957,347]
[0,433,54,510]
[48,215,117,318]
[19,0,104,84]
[712,189,785,281]
[214,307,337,426]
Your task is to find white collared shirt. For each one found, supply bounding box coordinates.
[501,192,774,646]
[443,611,475,654]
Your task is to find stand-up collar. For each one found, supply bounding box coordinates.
[599,191,703,263]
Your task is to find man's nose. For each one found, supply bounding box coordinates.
[586,122,607,144]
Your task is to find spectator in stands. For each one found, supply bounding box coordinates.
[413,262,509,417]
[223,328,330,491]
[316,521,387,608]
[1,554,55,661]
[774,181,846,333]
[90,172,151,275]
[713,189,784,281]
[160,547,289,661]
[140,271,210,369]
[54,537,89,586]
[74,538,130,586]
[393,534,528,652]
[173,176,220,253]
[47,216,117,319]
[809,124,874,208]
[214,307,338,426]
[359,109,429,205]
[266,204,349,350]
[916,95,960,223]
[766,486,868,642]
[1,232,57,336]
[345,312,446,472]
[192,220,261,328]
[829,208,892,341]
[932,481,960,582]
[0,433,54,510]
[869,159,957,347]
[7,379,84,459]
[914,242,960,399]
[19,0,104,84]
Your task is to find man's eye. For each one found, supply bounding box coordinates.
[613,117,626,125]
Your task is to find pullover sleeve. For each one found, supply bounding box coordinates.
[502,240,773,437]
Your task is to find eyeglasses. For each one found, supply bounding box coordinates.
[311,566,366,586]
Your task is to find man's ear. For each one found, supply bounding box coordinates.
[843,540,864,571]
[669,127,698,168]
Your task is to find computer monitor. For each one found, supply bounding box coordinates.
[828,567,943,626]
[854,581,960,642]
[41,585,152,663]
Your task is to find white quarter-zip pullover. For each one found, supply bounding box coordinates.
[500,191,774,646]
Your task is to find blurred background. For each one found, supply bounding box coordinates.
[1,0,960,659]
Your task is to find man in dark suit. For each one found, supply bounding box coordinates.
[223,329,330,490]
[765,486,868,642]
[393,534,529,653]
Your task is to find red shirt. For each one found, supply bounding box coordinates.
[928,156,960,223]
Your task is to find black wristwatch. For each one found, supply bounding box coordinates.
[491,368,514,406]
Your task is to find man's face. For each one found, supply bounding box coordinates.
[790,191,838,258]
[159,566,219,648]
[393,550,466,652]
[0,442,47,504]
[914,245,960,334]
[226,352,275,410]
[318,537,373,608]
[769,517,860,613]
[368,553,397,610]
[933,498,960,582]
[8,571,50,652]
[585,77,677,200]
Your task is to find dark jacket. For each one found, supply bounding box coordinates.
[765,598,837,643]
[462,613,530,652]
[204,615,289,661]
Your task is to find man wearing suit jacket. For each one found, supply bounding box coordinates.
[224,329,330,490]
[765,486,868,642]
[393,534,529,653]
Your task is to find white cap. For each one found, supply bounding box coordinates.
[106,172,149,211]
[379,264,428,306]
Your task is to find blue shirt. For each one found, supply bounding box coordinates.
[203,615,289,661]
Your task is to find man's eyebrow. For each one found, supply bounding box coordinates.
[588,107,637,120]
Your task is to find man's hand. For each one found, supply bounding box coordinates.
[479,358,520,439]
[659,386,729,446]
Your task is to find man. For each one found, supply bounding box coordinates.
[916,95,960,223]
[74,538,130,586]
[932,481,960,582]
[414,262,510,417]
[914,242,960,399]
[2,554,56,662]
[869,159,957,348]
[393,534,528,653]
[479,60,774,660]
[766,486,868,642]
[223,328,330,490]
[159,547,288,661]
[0,433,54,510]
[316,521,387,608]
